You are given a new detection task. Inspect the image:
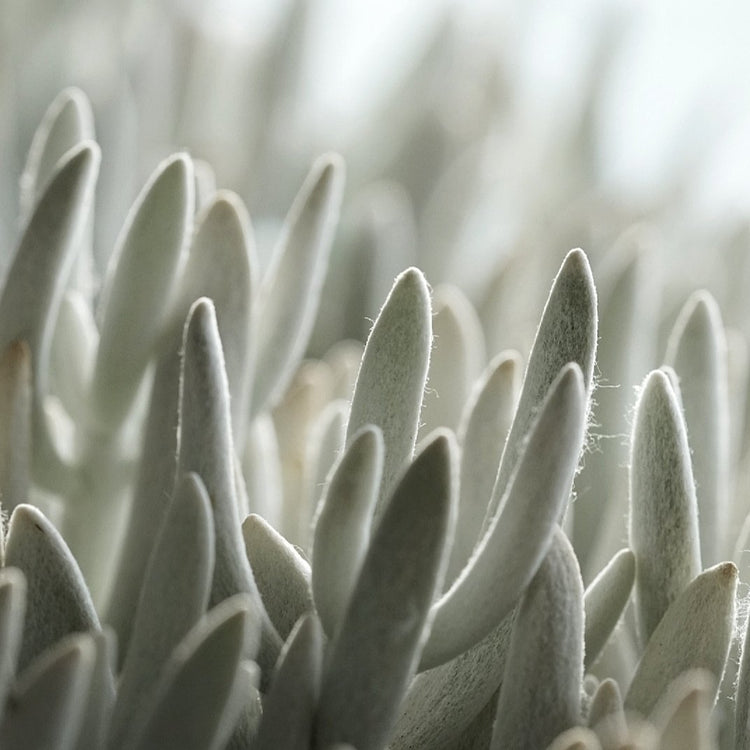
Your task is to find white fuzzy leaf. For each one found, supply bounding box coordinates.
[311,425,383,638]
[4,505,99,671]
[109,473,215,749]
[629,369,701,644]
[0,568,26,714]
[91,153,193,431]
[483,248,597,530]
[490,528,584,750]
[252,154,345,414]
[74,628,115,750]
[345,267,432,515]
[583,548,635,670]
[242,514,313,641]
[625,562,737,716]
[422,362,586,669]
[665,291,730,567]
[254,614,323,750]
[315,431,456,750]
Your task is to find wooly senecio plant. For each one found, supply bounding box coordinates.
[0,85,747,750]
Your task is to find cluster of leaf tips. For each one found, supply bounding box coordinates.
[1,82,750,750]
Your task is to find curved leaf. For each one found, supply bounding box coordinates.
[109,473,215,749]
[0,568,26,712]
[252,154,345,414]
[311,425,383,638]
[74,628,115,750]
[629,369,701,644]
[624,562,737,716]
[446,351,520,586]
[483,248,597,529]
[345,267,432,515]
[315,431,456,750]
[583,548,635,669]
[4,504,99,671]
[254,614,324,750]
[490,528,584,750]
[177,299,280,673]
[665,290,730,567]
[422,362,586,669]
[242,514,314,641]
[91,152,193,431]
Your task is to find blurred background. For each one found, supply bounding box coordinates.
[2,0,750,357]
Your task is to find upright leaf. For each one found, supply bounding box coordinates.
[629,369,701,644]
[422,363,586,669]
[314,432,456,750]
[490,528,584,750]
[0,568,26,712]
[483,248,597,530]
[4,505,99,671]
[345,267,432,515]
[311,425,383,637]
[252,154,345,414]
[90,153,193,431]
[625,562,736,716]
[665,291,730,567]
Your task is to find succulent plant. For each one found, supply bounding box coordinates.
[2,2,750,750]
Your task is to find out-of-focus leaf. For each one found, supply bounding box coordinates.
[4,504,99,671]
[490,528,584,750]
[90,152,193,431]
[177,299,280,674]
[254,614,323,750]
[0,633,95,750]
[109,473,215,749]
[587,678,628,748]
[422,363,586,669]
[545,727,602,750]
[665,291,730,567]
[651,670,715,750]
[127,596,254,750]
[0,341,31,513]
[311,425,383,638]
[252,154,345,414]
[446,351,520,586]
[345,267,432,515]
[629,369,701,644]
[0,568,26,713]
[74,628,116,750]
[314,432,456,750]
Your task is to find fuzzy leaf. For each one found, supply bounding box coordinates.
[0,568,26,713]
[583,548,635,669]
[483,248,597,529]
[311,425,383,638]
[587,678,628,748]
[254,614,324,750]
[665,291,730,567]
[74,628,115,750]
[109,473,215,749]
[90,153,193,431]
[651,670,715,750]
[177,299,280,673]
[314,431,456,750]
[127,596,254,750]
[629,369,701,644]
[420,284,485,435]
[20,88,94,222]
[0,142,99,491]
[242,514,314,641]
[346,267,432,515]
[422,362,586,669]
[734,584,750,748]
[0,633,95,750]
[4,505,99,671]
[624,562,736,716]
[446,351,520,586]
[545,727,602,750]
[490,528,584,750]
[173,191,256,444]
[390,614,514,750]
[0,341,31,513]
[252,154,345,414]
